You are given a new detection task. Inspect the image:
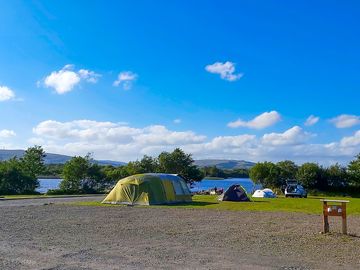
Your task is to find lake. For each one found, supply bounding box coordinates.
[37,178,62,193]
[191,178,261,193]
[37,178,259,194]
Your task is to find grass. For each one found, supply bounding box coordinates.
[73,195,360,215]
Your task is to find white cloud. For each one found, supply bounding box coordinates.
[28,119,360,165]
[304,115,319,126]
[113,71,138,90]
[0,129,16,138]
[261,126,313,146]
[32,120,206,161]
[205,61,243,81]
[78,69,101,83]
[173,119,182,124]
[42,65,100,94]
[228,111,281,129]
[340,130,360,147]
[330,114,360,128]
[0,86,16,101]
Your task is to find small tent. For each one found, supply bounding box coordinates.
[218,184,250,202]
[252,189,276,198]
[102,173,192,205]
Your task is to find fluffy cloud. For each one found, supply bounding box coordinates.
[205,61,243,81]
[304,115,319,126]
[32,120,206,161]
[261,126,313,146]
[113,71,138,90]
[0,86,15,101]
[28,119,360,165]
[340,130,360,147]
[228,111,281,129]
[78,69,101,83]
[42,65,100,94]
[0,129,16,138]
[173,119,182,124]
[330,114,360,128]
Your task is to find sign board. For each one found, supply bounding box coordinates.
[321,199,349,234]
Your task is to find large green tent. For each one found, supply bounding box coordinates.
[102,173,192,205]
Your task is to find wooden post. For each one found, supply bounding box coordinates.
[323,201,329,233]
[342,202,347,235]
[321,199,349,234]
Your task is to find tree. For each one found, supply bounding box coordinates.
[157,148,203,183]
[125,155,159,175]
[296,163,322,189]
[249,162,281,189]
[0,158,36,195]
[325,163,348,189]
[60,155,108,193]
[276,160,298,184]
[348,154,360,188]
[0,145,47,195]
[21,145,46,180]
[138,155,158,173]
[60,156,90,193]
[102,165,129,184]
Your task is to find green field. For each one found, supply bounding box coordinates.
[74,195,360,215]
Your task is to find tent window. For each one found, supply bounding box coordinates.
[172,181,183,195]
[180,181,190,194]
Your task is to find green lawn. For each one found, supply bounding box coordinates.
[74,195,360,215]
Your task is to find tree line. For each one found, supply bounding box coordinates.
[249,156,360,193]
[50,148,203,194]
[1,145,360,196]
[0,147,204,195]
[200,166,249,179]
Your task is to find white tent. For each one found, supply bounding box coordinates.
[252,189,276,198]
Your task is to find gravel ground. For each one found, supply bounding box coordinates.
[0,196,103,207]
[0,201,360,270]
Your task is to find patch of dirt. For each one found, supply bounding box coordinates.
[0,203,359,269]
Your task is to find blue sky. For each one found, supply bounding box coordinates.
[0,0,359,164]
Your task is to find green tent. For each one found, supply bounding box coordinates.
[102,173,192,205]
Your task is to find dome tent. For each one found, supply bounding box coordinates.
[102,173,192,205]
[218,184,250,202]
[252,189,276,198]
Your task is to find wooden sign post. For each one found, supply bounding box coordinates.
[321,199,349,234]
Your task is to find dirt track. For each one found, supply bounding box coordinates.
[0,200,360,269]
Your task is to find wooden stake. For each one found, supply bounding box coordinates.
[342,202,347,235]
[323,201,329,233]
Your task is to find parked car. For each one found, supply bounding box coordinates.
[285,180,307,198]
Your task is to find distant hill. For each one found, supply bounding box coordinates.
[0,149,126,166]
[194,159,255,170]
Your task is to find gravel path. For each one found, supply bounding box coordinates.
[0,202,359,269]
[0,196,104,207]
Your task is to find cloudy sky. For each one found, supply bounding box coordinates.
[0,1,360,164]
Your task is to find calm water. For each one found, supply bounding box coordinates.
[37,178,62,193]
[37,178,260,194]
[191,178,261,193]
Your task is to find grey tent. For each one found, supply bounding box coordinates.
[218,184,250,202]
